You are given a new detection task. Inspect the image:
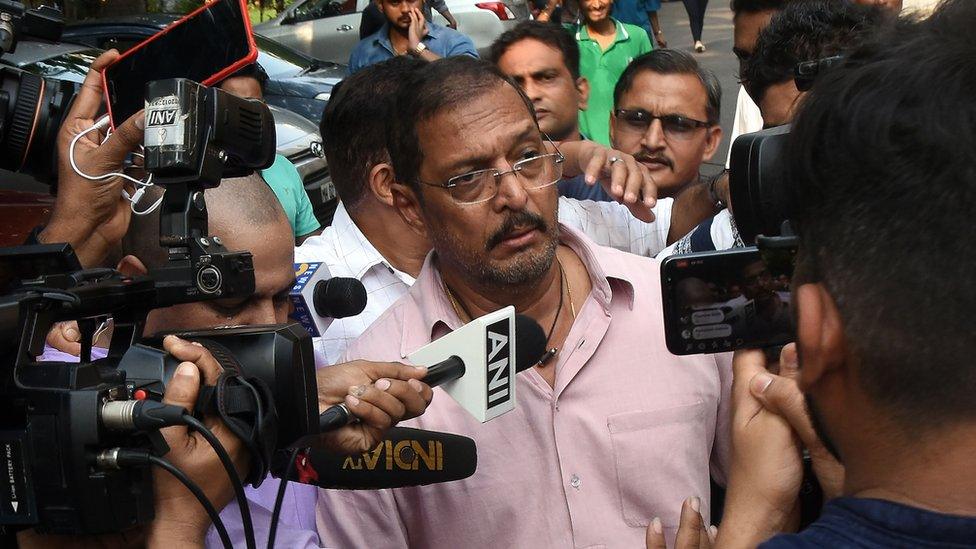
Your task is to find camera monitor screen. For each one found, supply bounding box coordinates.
[661,247,795,355]
[102,0,257,127]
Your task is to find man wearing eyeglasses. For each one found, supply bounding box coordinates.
[609,49,723,199]
[315,56,732,549]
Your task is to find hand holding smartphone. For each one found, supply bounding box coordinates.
[101,0,257,128]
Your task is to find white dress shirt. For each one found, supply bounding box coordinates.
[296,197,674,366]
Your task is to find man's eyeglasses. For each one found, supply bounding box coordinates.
[613,108,711,141]
[417,145,565,205]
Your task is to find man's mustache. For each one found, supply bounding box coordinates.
[485,211,549,251]
[634,152,674,171]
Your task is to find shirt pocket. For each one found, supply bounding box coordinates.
[607,401,710,528]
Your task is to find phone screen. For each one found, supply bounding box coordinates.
[102,0,256,126]
[661,247,796,355]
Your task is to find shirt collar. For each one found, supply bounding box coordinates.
[575,19,629,43]
[400,223,636,356]
[330,202,415,285]
[373,21,443,54]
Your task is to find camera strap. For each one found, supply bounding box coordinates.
[192,338,279,487]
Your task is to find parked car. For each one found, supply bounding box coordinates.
[256,0,529,64]
[0,40,338,228]
[62,15,346,124]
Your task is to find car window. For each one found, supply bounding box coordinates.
[22,50,100,84]
[254,35,312,78]
[291,0,358,22]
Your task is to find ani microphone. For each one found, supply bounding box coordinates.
[319,309,548,431]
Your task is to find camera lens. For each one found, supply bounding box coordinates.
[0,67,78,183]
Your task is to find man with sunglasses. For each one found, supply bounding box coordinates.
[315,56,732,549]
[610,49,723,199]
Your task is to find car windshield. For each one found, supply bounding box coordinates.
[254,34,323,78]
[21,50,101,83]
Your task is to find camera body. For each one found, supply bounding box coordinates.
[0,77,322,535]
[146,79,276,306]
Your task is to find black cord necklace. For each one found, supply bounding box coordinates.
[442,258,572,363]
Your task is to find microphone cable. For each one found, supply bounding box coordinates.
[267,447,300,549]
[148,454,233,549]
[181,414,257,549]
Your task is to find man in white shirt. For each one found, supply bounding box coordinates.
[297,56,726,364]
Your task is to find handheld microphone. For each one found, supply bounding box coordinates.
[290,262,367,336]
[319,309,548,431]
[272,427,477,489]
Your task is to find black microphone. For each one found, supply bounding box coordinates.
[423,313,547,385]
[272,427,477,489]
[314,277,367,318]
[319,313,547,432]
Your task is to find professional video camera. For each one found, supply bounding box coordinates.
[0,2,75,182]
[661,125,796,355]
[0,77,324,540]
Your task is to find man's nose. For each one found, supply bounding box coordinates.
[641,119,667,151]
[492,169,530,213]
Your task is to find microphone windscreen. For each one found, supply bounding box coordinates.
[514,314,547,372]
[313,277,367,319]
[275,427,477,490]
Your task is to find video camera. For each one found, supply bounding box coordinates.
[0,77,323,538]
[661,126,798,355]
[0,2,75,183]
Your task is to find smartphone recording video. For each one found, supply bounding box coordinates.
[101,0,257,127]
[661,247,796,355]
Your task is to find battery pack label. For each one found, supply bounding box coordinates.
[0,432,35,523]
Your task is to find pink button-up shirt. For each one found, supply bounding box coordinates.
[316,226,732,548]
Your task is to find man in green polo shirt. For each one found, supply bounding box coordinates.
[569,0,652,145]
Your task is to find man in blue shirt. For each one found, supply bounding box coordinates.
[645,1,976,547]
[348,0,477,74]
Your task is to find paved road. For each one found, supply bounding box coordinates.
[654,0,740,173]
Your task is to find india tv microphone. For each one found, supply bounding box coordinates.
[272,427,477,489]
[318,308,548,431]
[290,262,367,337]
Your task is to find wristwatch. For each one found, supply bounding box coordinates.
[410,42,428,56]
[707,170,728,210]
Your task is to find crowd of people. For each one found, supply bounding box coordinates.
[18,0,976,547]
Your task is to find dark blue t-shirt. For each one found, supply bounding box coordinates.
[558,174,615,202]
[762,498,976,548]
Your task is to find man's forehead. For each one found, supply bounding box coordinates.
[499,39,568,74]
[618,71,708,116]
[418,85,538,164]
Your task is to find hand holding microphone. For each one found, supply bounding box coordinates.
[319,308,548,434]
[312,360,434,455]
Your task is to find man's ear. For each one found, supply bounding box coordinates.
[575,77,590,112]
[390,182,428,239]
[367,162,397,207]
[795,282,847,392]
[116,255,149,277]
[702,124,723,162]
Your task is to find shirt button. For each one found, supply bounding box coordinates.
[570,474,581,489]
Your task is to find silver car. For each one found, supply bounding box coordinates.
[256,0,529,64]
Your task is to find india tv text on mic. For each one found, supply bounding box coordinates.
[290,262,367,336]
[271,427,477,489]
